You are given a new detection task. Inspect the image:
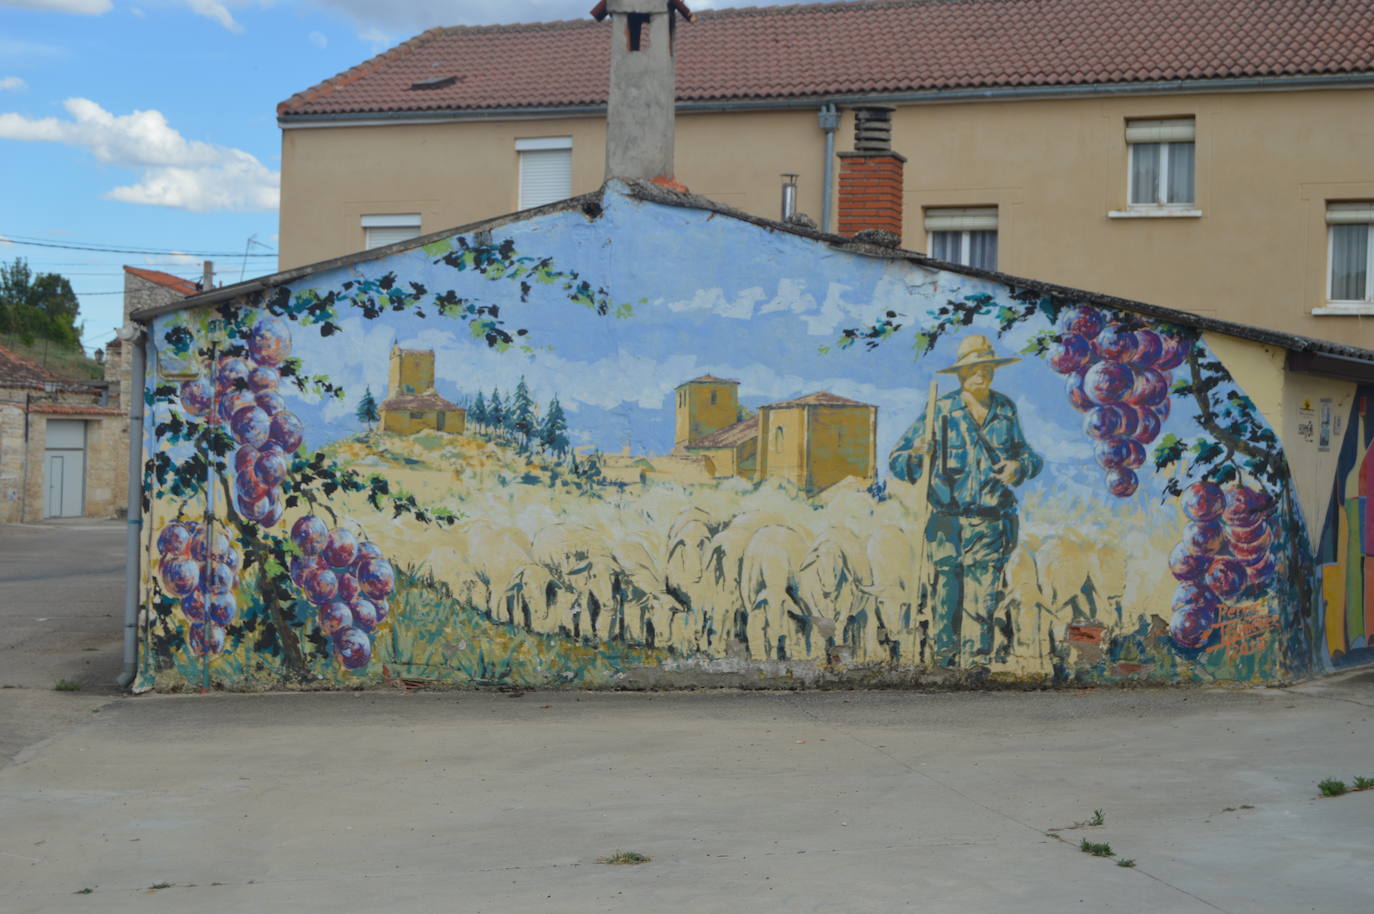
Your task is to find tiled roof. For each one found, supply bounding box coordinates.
[685,417,760,449]
[766,391,874,409]
[380,392,463,412]
[279,0,1374,117]
[124,266,199,297]
[0,344,66,387]
[678,374,740,386]
[29,403,123,416]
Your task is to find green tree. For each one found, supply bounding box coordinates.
[488,388,505,439]
[510,376,536,449]
[471,390,488,432]
[355,387,380,431]
[539,396,569,457]
[0,258,82,348]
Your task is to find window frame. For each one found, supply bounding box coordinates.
[361,213,422,251]
[516,136,573,210]
[1124,117,1196,211]
[923,206,998,272]
[1326,204,1374,306]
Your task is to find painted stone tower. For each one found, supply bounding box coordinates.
[674,375,740,447]
[378,347,466,435]
[757,392,878,495]
[388,346,434,396]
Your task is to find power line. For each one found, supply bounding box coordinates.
[0,235,276,257]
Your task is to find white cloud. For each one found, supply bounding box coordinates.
[185,0,242,32]
[307,30,328,48]
[0,77,27,92]
[0,98,279,211]
[130,5,146,16]
[0,0,111,13]
[156,251,203,267]
[0,38,64,61]
[306,0,836,39]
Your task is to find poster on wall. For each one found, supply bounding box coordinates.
[136,190,1318,690]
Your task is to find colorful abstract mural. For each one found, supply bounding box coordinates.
[1318,390,1374,670]
[134,185,1322,690]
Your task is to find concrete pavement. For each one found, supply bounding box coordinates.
[1,522,1372,913]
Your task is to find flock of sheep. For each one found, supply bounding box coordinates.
[413,478,949,666]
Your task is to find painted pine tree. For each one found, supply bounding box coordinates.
[355,386,379,432]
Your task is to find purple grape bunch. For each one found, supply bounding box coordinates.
[177,316,299,529]
[157,520,241,657]
[1166,481,1278,648]
[290,515,395,671]
[1048,306,1191,499]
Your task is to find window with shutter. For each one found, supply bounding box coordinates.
[361,213,421,251]
[1328,202,1374,305]
[1126,118,1195,207]
[517,137,573,209]
[925,207,998,271]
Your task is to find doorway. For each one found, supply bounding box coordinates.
[43,419,87,518]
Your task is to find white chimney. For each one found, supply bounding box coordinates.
[595,0,694,182]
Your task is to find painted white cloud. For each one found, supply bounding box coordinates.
[0,0,111,13]
[0,77,27,92]
[0,98,279,211]
[307,30,328,48]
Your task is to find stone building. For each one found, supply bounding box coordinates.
[0,344,125,523]
[378,346,466,434]
[757,393,878,494]
[108,268,199,409]
[675,375,876,495]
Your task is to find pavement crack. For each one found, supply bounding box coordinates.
[783,696,1236,914]
[1278,689,1374,710]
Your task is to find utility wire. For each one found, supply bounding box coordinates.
[0,235,276,257]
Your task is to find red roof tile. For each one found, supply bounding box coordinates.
[685,416,760,449]
[0,344,68,387]
[765,391,874,409]
[678,374,740,386]
[380,392,464,412]
[124,266,199,297]
[279,0,1374,117]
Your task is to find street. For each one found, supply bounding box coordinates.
[1,522,1371,913]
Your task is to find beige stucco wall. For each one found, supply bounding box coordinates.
[280,87,1374,348]
[1282,372,1358,539]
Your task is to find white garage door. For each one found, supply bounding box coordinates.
[43,419,86,518]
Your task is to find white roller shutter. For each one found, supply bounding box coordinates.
[1125,118,1195,144]
[1328,202,1374,225]
[924,207,998,232]
[519,147,572,209]
[361,214,421,250]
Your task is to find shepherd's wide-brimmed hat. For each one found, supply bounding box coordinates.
[936,334,1021,374]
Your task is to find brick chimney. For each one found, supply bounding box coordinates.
[594,1,696,183]
[836,106,906,242]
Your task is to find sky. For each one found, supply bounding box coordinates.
[0,0,838,356]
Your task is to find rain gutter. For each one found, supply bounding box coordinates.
[277,73,1374,128]
[116,327,146,689]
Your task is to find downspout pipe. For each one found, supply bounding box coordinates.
[818,103,840,234]
[116,326,146,689]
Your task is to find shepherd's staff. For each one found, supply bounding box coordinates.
[907,376,940,666]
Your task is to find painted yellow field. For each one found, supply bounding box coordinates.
[305,431,1186,677]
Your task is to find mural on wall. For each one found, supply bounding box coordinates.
[135,189,1318,690]
[1318,390,1374,670]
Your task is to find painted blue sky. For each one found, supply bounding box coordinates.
[0,0,839,355]
[150,187,1217,516]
